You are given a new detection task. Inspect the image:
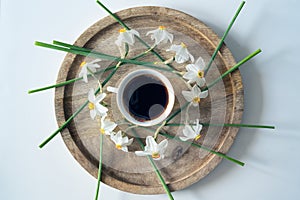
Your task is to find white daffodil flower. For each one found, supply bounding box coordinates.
[115,28,140,46]
[146,26,173,46]
[179,119,203,141]
[110,131,134,152]
[78,59,101,83]
[135,136,168,160]
[183,57,207,87]
[99,114,117,135]
[88,88,108,119]
[167,42,194,64]
[182,85,208,107]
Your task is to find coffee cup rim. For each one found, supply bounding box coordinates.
[116,69,175,127]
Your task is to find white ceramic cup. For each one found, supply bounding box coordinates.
[108,69,175,127]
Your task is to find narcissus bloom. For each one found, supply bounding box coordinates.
[167,42,194,63]
[88,88,108,119]
[146,26,173,45]
[78,59,101,83]
[135,136,168,160]
[183,57,207,87]
[182,85,208,107]
[110,131,134,152]
[99,114,117,135]
[115,28,140,46]
[180,119,203,141]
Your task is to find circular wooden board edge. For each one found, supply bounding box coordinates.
[54,6,244,195]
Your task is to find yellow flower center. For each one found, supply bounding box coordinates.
[159,26,166,30]
[88,102,95,110]
[181,42,187,48]
[80,61,86,67]
[115,144,122,150]
[119,28,126,33]
[195,134,201,141]
[152,152,160,159]
[100,128,105,134]
[193,97,201,104]
[197,70,204,78]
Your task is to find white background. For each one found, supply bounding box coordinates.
[1,0,300,199]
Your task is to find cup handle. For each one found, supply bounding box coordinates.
[107,86,119,93]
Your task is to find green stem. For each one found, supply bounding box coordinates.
[28,66,115,94]
[147,156,174,200]
[165,49,261,126]
[166,123,275,129]
[39,66,119,148]
[35,41,180,74]
[94,133,103,200]
[205,1,246,74]
[53,41,178,73]
[28,77,82,94]
[166,102,190,123]
[39,45,129,148]
[29,41,152,94]
[204,49,262,91]
[96,0,129,29]
[53,40,91,53]
[95,0,176,71]
[137,125,244,166]
[131,129,174,200]
[159,131,244,166]
[39,100,89,148]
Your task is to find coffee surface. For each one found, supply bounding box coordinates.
[123,75,168,121]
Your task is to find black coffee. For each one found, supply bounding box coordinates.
[123,75,168,121]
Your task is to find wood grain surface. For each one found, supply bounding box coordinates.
[55,6,244,194]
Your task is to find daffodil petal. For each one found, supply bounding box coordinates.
[90,59,102,64]
[104,121,117,132]
[90,109,96,120]
[95,104,108,115]
[121,146,128,152]
[179,136,190,141]
[126,138,134,146]
[82,74,88,83]
[175,54,187,64]
[186,64,199,73]
[146,136,157,152]
[195,57,206,70]
[152,156,162,161]
[158,139,168,154]
[115,38,122,46]
[183,71,197,81]
[189,52,195,63]
[123,32,134,45]
[192,102,199,107]
[195,124,203,134]
[199,91,208,98]
[167,44,181,52]
[135,151,151,157]
[196,78,206,87]
[116,130,122,138]
[95,93,106,103]
[191,85,201,96]
[88,89,95,102]
[182,91,193,102]
[110,133,118,144]
[129,29,140,37]
[166,32,173,43]
[146,30,156,36]
[183,126,196,138]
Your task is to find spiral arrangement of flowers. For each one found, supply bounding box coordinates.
[29,1,275,199]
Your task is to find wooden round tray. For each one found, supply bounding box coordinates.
[55,6,243,194]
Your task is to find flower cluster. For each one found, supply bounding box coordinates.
[32,3,269,199]
[78,25,208,159]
